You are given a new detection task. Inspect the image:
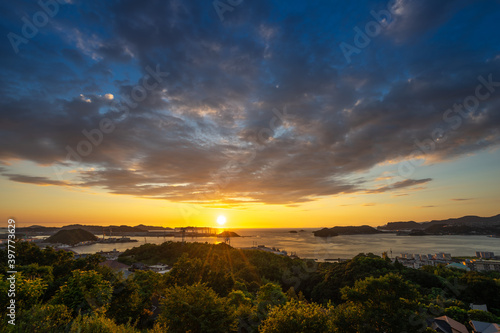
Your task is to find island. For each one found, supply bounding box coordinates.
[45,228,98,245]
[313,225,379,237]
[313,228,339,237]
[217,231,241,238]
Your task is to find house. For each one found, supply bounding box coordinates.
[447,263,470,271]
[99,260,132,278]
[476,252,495,259]
[129,262,149,271]
[148,264,171,274]
[430,316,469,333]
[470,304,488,312]
[473,260,500,272]
[470,320,500,333]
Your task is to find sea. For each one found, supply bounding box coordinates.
[66,228,500,260]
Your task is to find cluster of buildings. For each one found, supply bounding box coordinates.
[394,251,500,273]
[129,262,171,274]
[96,249,122,260]
[241,244,289,256]
[396,252,454,269]
[429,315,500,333]
[476,251,495,259]
[99,261,171,279]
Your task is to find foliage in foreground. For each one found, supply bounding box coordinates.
[0,240,499,332]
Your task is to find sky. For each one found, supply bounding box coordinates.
[1,0,500,229]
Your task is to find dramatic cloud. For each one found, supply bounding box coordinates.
[366,178,432,194]
[1,0,500,205]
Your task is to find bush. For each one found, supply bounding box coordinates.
[259,300,333,333]
[17,304,72,333]
[51,270,113,315]
[70,314,138,333]
[157,283,237,333]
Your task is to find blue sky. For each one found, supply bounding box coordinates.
[1,0,500,226]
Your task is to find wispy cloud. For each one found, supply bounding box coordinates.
[3,174,67,186]
[366,178,432,194]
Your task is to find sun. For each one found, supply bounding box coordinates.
[217,215,226,226]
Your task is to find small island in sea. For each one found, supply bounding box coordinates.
[45,228,98,245]
[217,231,241,238]
[313,225,379,237]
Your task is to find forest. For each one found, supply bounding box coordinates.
[1,240,499,332]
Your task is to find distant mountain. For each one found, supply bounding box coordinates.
[313,225,379,237]
[17,226,59,233]
[377,221,422,231]
[21,224,173,234]
[136,224,173,231]
[423,223,500,236]
[45,228,98,245]
[378,214,500,235]
[62,225,147,233]
[422,214,500,227]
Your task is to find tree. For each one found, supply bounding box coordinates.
[108,270,164,328]
[259,300,334,333]
[460,272,500,310]
[468,309,500,323]
[332,273,422,333]
[157,283,237,333]
[0,272,47,310]
[236,282,288,332]
[311,254,397,304]
[107,278,143,326]
[51,270,113,315]
[16,304,72,333]
[69,313,138,333]
[256,282,287,313]
[444,306,468,325]
[165,253,234,296]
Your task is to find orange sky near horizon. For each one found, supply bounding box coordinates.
[2,155,499,229]
[2,1,500,233]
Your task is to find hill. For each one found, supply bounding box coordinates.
[377,221,422,231]
[423,223,500,235]
[217,231,241,237]
[313,225,379,237]
[313,228,339,237]
[378,214,500,232]
[45,228,98,245]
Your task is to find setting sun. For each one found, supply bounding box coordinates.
[217,215,227,226]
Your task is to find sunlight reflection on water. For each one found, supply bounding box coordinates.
[69,228,500,260]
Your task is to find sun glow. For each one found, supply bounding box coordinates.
[217,215,226,226]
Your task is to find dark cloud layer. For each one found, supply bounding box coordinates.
[1,0,500,204]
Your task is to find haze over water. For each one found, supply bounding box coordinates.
[71,229,500,260]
